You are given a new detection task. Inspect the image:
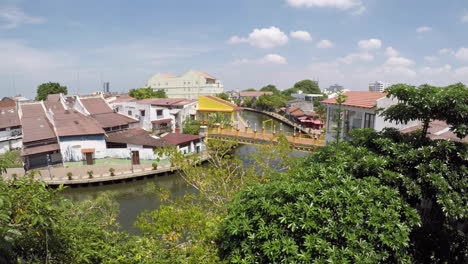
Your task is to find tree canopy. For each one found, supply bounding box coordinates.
[260,84,281,95]
[214,92,230,101]
[182,119,201,135]
[35,82,67,101]
[381,83,468,139]
[293,79,321,94]
[129,87,167,99]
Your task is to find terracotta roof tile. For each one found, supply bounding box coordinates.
[401,120,467,143]
[80,97,113,114]
[0,103,20,129]
[162,133,203,145]
[106,128,171,148]
[20,104,57,143]
[22,143,60,156]
[151,118,172,124]
[196,71,216,80]
[321,91,387,109]
[91,112,139,129]
[53,110,105,137]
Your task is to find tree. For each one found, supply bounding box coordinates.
[380,83,468,139]
[219,161,419,263]
[334,90,347,142]
[254,94,287,111]
[36,82,67,101]
[182,119,201,135]
[129,87,167,99]
[214,92,230,101]
[293,79,321,94]
[242,88,256,92]
[260,84,280,95]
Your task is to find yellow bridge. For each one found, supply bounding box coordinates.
[205,127,325,152]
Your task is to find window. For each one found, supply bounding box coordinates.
[364,113,375,129]
[156,110,163,116]
[128,110,132,116]
[140,110,145,117]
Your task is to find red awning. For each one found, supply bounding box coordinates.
[81,148,95,153]
[151,118,173,124]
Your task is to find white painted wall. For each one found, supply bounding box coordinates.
[0,138,22,155]
[59,136,107,162]
[104,148,164,160]
[146,70,224,99]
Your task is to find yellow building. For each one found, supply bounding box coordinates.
[197,96,240,124]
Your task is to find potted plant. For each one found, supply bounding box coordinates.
[12,173,17,181]
[109,168,115,176]
[67,172,73,180]
[152,162,158,170]
[87,170,94,179]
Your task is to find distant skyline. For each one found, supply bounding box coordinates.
[1,0,468,98]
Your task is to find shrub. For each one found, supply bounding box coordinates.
[87,170,93,178]
[109,168,115,176]
[67,172,72,180]
[152,162,158,170]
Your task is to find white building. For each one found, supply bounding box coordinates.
[321,91,418,142]
[369,81,390,92]
[0,100,22,154]
[108,98,197,135]
[146,70,224,100]
[288,90,323,112]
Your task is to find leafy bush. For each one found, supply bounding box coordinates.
[86,170,93,178]
[67,172,72,180]
[109,168,115,176]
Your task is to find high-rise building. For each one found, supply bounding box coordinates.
[369,81,390,92]
[146,70,224,100]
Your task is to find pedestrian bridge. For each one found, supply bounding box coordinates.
[205,127,325,152]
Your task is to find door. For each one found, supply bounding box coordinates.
[85,153,93,165]
[132,151,140,165]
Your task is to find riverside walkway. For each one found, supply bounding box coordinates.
[206,127,325,152]
[3,152,209,186]
[242,108,314,134]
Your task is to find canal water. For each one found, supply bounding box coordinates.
[62,110,301,234]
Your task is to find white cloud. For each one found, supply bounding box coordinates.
[316,39,334,48]
[228,26,289,49]
[416,26,432,33]
[0,7,45,29]
[455,47,468,61]
[337,52,373,64]
[461,12,468,23]
[423,56,438,63]
[232,54,287,65]
[358,38,382,50]
[384,57,415,67]
[439,48,455,55]
[385,47,399,57]
[419,64,451,75]
[454,66,468,76]
[286,0,362,10]
[290,30,312,41]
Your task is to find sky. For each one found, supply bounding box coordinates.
[1,0,468,98]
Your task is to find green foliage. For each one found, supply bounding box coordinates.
[87,170,93,178]
[293,79,321,94]
[183,119,201,135]
[214,92,230,101]
[219,163,419,263]
[254,94,287,111]
[334,90,347,142]
[241,96,253,108]
[381,83,468,139]
[109,168,115,176]
[36,82,67,101]
[303,129,468,263]
[208,112,231,128]
[0,151,22,170]
[67,172,72,180]
[259,84,280,95]
[242,88,256,92]
[129,87,168,99]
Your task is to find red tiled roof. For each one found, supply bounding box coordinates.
[0,100,16,108]
[321,91,387,109]
[111,94,137,103]
[151,118,172,124]
[20,104,57,143]
[0,103,20,129]
[106,128,171,148]
[162,133,203,145]
[91,112,139,129]
[80,97,113,114]
[53,110,105,137]
[22,143,60,156]
[291,109,305,116]
[45,94,65,112]
[401,120,467,143]
[196,71,216,80]
[239,91,273,97]
[204,96,241,110]
[286,107,300,113]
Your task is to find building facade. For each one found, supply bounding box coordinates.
[197,95,240,125]
[0,100,22,154]
[369,81,390,92]
[146,70,224,100]
[321,91,418,143]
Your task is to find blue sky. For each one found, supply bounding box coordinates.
[1,0,468,98]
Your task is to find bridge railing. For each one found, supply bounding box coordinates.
[206,127,325,146]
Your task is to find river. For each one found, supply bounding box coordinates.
[62,110,302,234]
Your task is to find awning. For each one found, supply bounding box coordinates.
[152,118,172,124]
[81,148,95,153]
[169,109,180,114]
[22,143,60,156]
